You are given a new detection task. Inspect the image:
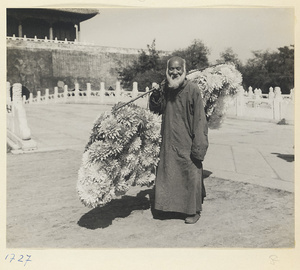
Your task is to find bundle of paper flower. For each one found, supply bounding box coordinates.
[77,103,161,208]
[187,63,243,129]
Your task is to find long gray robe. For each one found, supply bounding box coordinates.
[149,79,209,215]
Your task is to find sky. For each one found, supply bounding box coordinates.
[80,8,294,64]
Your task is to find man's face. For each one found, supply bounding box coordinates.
[168,60,184,79]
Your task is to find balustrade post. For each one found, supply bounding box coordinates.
[64,85,68,103]
[100,82,105,103]
[268,87,275,100]
[74,83,80,103]
[87,83,91,103]
[248,86,254,98]
[54,87,58,103]
[115,81,121,103]
[6,82,13,132]
[7,82,11,106]
[12,83,22,105]
[236,86,245,117]
[273,87,282,120]
[290,89,294,103]
[12,83,31,140]
[29,93,33,103]
[132,82,138,98]
[254,88,261,107]
[37,91,41,104]
[45,88,49,104]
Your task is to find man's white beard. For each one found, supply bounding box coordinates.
[166,69,187,90]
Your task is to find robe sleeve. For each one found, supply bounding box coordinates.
[190,88,209,161]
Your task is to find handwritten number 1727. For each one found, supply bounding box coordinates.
[5,254,32,266]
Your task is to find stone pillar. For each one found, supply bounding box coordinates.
[115,82,121,103]
[74,83,79,103]
[37,91,41,103]
[29,93,33,103]
[7,83,37,151]
[273,87,282,120]
[248,86,254,98]
[7,82,11,106]
[12,83,22,104]
[290,89,294,103]
[64,85,68,103]
[268,87,275,100]
[236,86,245,117]
[254,88,261,107]
[6,82,13,132]
[100,82,105,103]
[74,24,79,42]
[87,83,91,103]
[274,87,282,101]
[78,23,81,42]
[54,87,59,102]
[132,82,138,98]
[49,25,53,40]
[45,88,49,104]
[12,83,31,140]
[18,23,22,37]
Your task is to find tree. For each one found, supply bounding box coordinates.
[240,45,294,93]
[118,39,211,90]
[216,47,242,69]
[118,40,169,90]
[172,39,210,72]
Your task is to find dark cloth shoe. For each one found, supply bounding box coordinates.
[185,212,201,224]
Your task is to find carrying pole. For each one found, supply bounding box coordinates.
[113,62,226,112]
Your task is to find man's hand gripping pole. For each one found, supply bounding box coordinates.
[112,80,164,112]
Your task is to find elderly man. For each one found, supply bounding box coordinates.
[149,56,209,224]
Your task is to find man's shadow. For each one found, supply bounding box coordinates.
[78,170,212,229]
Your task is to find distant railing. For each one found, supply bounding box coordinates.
[7,80,294,124]
[226,86,294,123]
[7,35,170,55]
[8,81,151,109]
[7,34,81,45]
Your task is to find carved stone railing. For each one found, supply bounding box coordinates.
[21,81,149,108]
[226,86,294,123]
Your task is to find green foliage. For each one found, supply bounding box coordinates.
[216,47,242,68]
[118,39,211,90]
[240,45,294,93]
[172,39,210,71]
[118,40,168,90]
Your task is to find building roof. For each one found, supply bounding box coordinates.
[51,8,99,16]
[7,8,99,23]
[47,8,99,22]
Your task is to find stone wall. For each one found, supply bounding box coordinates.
[7,38,140,95]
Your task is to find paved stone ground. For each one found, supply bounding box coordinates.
[6,104,295,248]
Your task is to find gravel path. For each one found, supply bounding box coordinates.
[6,149,294,248]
